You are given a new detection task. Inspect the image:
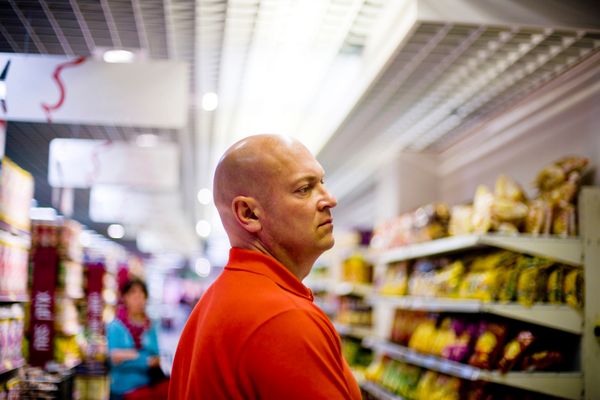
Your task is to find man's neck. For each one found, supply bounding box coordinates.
[239,240,315,281]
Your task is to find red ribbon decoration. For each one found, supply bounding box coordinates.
[41,56,86,123]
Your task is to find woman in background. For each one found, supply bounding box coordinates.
[107,278,168,400]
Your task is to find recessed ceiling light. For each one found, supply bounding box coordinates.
[195,220,211,238]
[194,257,211,277]
[197,188,212,205]
[201,92,218,111]
[107,224,125,239]
[103,49,135,63]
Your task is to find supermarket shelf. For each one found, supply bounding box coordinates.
[0,220,30,240]
[378,234,582,266]
[360,381,407,400]
[334,323,374,339]
[363,338,582,400]
[333,282,374,297]
[0,358,25,376]
[306,279,332,293]
[0,294,29,303]
[373,296,583,334]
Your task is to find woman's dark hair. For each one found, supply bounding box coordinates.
[120,278,148,298]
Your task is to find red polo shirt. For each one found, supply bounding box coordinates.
[169,248,361,400]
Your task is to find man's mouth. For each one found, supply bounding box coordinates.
[319,218,333,227]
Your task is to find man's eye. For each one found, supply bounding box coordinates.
[297,186,310,194]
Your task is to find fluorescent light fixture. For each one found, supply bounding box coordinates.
[194,257,211,277]
[0,81,6,99]
[201,92,218,111]
[103,49,135,63]
[107,224,125,239]
[196,188,212,205]
[195,220,211,238]
[136,133,159,148]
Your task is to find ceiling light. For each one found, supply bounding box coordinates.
[103,49,135,63]
[107,224,125,239]
[201,92,218,111]
[136,133,159,147]
[197,188,212,205]
[195,220,211,238]
[194,257,211,277]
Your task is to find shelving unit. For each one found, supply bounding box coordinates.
[377,234,582,266]
[0,358,25,376]
[334,323,374,339]
[360,380,407,400]
[0,294,28,303]
[332,282,374,297]
[363,337,582,400]
[366,188,599,399]
[372,295,583,334]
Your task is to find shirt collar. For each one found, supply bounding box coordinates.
[225,247,314,301]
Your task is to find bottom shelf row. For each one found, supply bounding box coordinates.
[360,356,577,400]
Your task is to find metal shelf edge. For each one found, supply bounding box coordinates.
[377,235,582,266]
[372,296,582,334]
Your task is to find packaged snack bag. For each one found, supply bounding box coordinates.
[435,260,465,297]
[380,261,409,296]
[497,331,536,372]
[564,268,584,309]
[520,350,564,371]
[516,258,553,307]
[469,322,508,370]
[495,174,527,202]
[546,265,565,304]
[449,205,473,236]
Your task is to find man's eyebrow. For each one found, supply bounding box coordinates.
[291,174,322,185]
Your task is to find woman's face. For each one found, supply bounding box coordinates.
[123,284,147,315]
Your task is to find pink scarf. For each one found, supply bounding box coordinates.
[116,305,150,349]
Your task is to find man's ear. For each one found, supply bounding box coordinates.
[231,196,262,233]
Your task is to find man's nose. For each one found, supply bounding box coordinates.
[319,188,337,210]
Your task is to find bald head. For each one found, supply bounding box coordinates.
[214,134,303,208]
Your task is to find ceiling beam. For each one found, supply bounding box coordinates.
[69,0,96,53]
[100,0,123,48]
[8,0,48,53]
[38,0,74,56]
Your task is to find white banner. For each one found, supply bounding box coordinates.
[89,185,181,224]
[0,53,189,128]
[48,138,179,190]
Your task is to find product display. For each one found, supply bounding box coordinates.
[363,357,566,400]
[335,296,372,327]
[0,158,35,234]
[342,254,374,284]
[373,157,589,248]
[378,250,582,308]
[0,232,29,299]
[0,304,25,370]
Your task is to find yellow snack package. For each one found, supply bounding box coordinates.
[547,266,564,304]
[435,260,465,297]
[564,268,583,309]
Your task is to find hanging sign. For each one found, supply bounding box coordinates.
[0,53,189,128]
[85,261,106,336]
[48,139,179,190]
[29,246,59,367]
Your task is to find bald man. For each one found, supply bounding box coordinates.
[169,135,361,399]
